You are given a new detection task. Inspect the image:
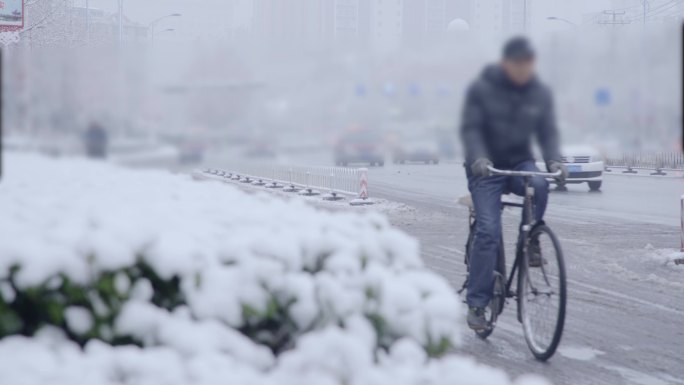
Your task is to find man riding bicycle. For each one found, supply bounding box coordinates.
[460,37,568,331]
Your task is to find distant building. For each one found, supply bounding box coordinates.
[369,0,404,50]
[424,0,448,35]
[68,6,148,44]
[252,0,363,46]
[327,0,370,43]
[466,0,531,37]
[333,0,361,38]
[250,0,469,50]
[468,0,504,37]
[502,0,531,34]
[252,0,293,43]
[402,0,466,46]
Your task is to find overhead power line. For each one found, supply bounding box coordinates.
[625,0,683,22]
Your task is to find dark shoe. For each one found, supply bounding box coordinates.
[528,239,545,267]
[467,307,488,331]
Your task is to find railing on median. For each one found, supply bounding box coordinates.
[605,152,684,175]
[200,162,373,204]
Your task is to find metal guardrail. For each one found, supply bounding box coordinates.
[605,152,684,175]
[197,163,373,205]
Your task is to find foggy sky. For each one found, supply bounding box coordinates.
[75,0,613,41]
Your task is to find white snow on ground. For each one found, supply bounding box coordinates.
[0,154,549,385]
[558,346,604,361]
[644,246,684,269]
[195,169,417,215]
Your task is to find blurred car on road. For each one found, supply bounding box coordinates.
[178,140,206,164]
[537,145,604,191]
[244,139,277,159]
[392,139,440,165]
[334,128,385,167]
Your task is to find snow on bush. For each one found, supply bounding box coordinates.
[0,154,549,385]
[1,322,549,385]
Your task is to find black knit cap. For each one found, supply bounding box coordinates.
[502,36,535,61]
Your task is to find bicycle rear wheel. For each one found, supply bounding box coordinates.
[518,224,567,361]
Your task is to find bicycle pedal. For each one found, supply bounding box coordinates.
[478,321,495,332]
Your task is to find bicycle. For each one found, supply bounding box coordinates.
[458,166,567,361]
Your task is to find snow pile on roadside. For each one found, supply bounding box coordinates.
[0,154,549,385]
[644,245,684,269]
[663,251,684,268]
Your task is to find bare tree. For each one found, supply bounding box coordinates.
[18,0,115,47]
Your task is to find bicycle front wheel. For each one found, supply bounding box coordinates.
[518,224,567,361]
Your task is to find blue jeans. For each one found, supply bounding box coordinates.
[466,160,549,308]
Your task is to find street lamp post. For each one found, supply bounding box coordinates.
[148,13,182,43]
[546,16,579,29]
[114,2,179,45]
[152,28,175,43]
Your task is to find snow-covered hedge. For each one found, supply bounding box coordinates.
[0,154,548,385]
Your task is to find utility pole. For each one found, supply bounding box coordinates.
[523,0,527,33]
[118,0,123,45]
[642,0,648,29]
[598,10,630,26]
[85,0,90,44]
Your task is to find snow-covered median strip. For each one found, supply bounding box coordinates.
[0,154,549,385]
[195,167,406,212]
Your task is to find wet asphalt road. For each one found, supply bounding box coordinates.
[369,162,684,385]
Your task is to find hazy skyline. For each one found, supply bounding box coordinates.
[74,0,613,41]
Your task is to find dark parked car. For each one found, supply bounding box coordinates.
[334,129,385,167]
[244,140,277,159]
[178,141,206,164]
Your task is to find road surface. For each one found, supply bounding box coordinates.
[368,162,684,385]
[199,151,683,384]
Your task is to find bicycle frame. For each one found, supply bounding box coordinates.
[485,166,561,299]
[464,166,566,358]
[501,193,530,299]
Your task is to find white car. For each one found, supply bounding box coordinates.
[536,145,604,191]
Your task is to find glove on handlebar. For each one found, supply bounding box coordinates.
[547,161,568,182]
[471,158,493,177]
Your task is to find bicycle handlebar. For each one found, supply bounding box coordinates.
[487,165,562,178]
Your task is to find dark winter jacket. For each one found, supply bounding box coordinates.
[460,64,561,170]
